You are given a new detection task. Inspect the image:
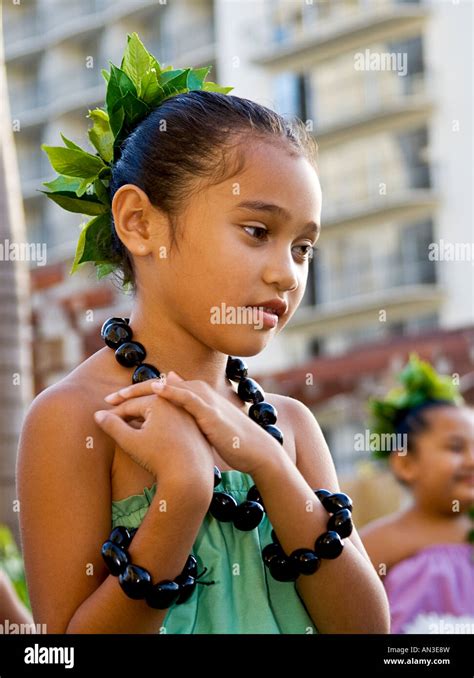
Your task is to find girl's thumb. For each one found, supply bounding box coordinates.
[167,370,184,382]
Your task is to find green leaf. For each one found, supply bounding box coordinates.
[120,90,150,129]
[109,105,125,140]
[42,175,82,193]
[106,64,138,117]
[41,145,106,179]
[203,81,234,94]
[87,108,114,163]
[93,179,110,206]
[140,69,165,106]
[150,55,167,75]
[102,68,110,84]
[70,213,112,274]
[40,190,108,215]
[96,262,117,279]
[186,66,211,90]
[121,32,151,96]
[158,68,189,88]
[60,133,83,151]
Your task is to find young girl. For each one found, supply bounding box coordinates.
[361,355,474,634]
[16,34,389,634]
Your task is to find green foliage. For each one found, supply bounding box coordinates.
[366,353,464,460]
[40,32,233,285]
[0,525,31,611]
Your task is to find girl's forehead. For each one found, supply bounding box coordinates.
[426,406,474,434]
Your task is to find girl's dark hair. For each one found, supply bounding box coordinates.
[394,400,457,453]
[109,90,318,291]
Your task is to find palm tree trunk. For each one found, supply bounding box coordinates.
[0,25,34,548]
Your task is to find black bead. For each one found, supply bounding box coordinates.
[233,500,264,531]
[213,466,222,488]
[262,542,284,567]
[209,492,238,521]
[289,548,321,575]
[249,401,277,426]
[132,364,161,383]
[262,424,284,445]
[226,357,248,382]
[129,528,138,540]
[328,508,353,538]
[314,489,332,503]
[237,377,265,404]
[271,529,280,546]
[182,554,198,578]
[115,341,146,367]
[321,492,353,514]
[109,526,133,550]
[246,484,264,510]
[268,555,299,582]
[145,580,180,609]
[314,531,344,560]
[104,322,133,349]
[118,564,152,599]
[101,317,128,339]
[174,574,196,605]
[101,540,129,576]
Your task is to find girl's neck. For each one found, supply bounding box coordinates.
[127,304,234,400]
[402,500,472,533]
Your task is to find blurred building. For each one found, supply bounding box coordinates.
[3,0,473,492]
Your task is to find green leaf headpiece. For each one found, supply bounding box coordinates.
[40,32,233,284]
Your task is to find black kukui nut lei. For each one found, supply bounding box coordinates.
[101,525,215,609]
[101,317,283,532]
[262,490,354,582]
[101,317,355,589]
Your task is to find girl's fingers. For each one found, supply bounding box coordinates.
[104,378,164,404]
[152,383,210,420]
[103,371,184,403]
[99,395,154,421]
[94,410,140,449]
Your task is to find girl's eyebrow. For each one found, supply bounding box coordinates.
[234,200,320,238]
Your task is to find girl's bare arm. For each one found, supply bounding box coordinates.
[16,384,213,634]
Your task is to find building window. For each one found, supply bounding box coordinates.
[395,127,431,189]
[399,219,437,285]
[273,71,311,120]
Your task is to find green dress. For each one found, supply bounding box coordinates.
[111,469,319,634]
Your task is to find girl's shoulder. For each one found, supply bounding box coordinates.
[359,512,420,572]
[21,347,128,468]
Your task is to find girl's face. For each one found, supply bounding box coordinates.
[140,140,322,357]
[391,406,474,512]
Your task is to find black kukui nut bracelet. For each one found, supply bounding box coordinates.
[262,490,354,582]
[101,525,215,609]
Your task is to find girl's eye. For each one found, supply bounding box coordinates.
[242,226,318,262]
[242,225,268,241]
[294,245,318,261]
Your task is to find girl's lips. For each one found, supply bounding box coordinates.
[455,473,474,485]
[248,306,279,329]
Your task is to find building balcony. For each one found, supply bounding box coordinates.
[4,0,163,62]
[315,91,432,149]
[286,281,444,340]
[250,2,429,71]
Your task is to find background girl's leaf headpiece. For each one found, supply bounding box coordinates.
[40,32,233,284]
[366,353,464,460]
